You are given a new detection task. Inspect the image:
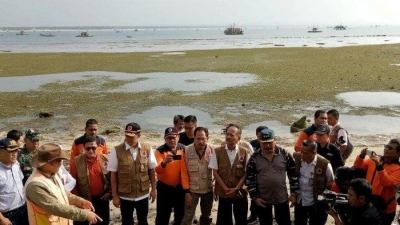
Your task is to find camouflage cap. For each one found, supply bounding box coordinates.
[25,128,41,141]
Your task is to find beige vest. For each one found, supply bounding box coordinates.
[185,144,213,194]
[25,169,72,225]
[293,153,329,202]
[115,142,150,198]
[74,154,109,201]
[214,145,248,199]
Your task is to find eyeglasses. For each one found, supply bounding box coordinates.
[85,147,97,151]
[384,145,395,151]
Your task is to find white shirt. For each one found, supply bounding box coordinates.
[107,141,157,201]
[58,164,76,192]
[208,144,250,170]
[331,122,348,146]
[297,155,334,206]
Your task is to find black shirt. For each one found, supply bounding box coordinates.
[249,139,260,152]
[178,132,194,146]
[348,203,383,225]
[317,142,344,172]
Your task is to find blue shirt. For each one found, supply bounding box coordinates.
[0,161,25,212]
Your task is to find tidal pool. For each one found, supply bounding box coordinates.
[0,71,256,94]
[337,91,400,107]
[117,106,221,134]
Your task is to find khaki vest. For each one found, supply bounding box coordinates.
[214,145,248,199]
[115,142,150,198]
[185,144,213,194]
[25,169,72,225]
[293,153,329,202]
[74,154,109,201]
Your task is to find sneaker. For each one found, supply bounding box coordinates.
[247,216,257,223]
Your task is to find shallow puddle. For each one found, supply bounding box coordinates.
[339,115,400,136]
[244,121,294,139]
[0,71,256,94]
[337,91,400,107]
[116,106,220,134]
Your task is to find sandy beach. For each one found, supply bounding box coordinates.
[0,44,399,224]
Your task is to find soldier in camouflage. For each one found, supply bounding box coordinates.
[18,128,41,184]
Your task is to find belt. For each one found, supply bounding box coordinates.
[2,204,25,217]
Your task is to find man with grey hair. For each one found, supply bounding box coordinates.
[209,124,250,225]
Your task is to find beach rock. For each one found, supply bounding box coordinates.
[39,110,54,118]
[290,116,308,133]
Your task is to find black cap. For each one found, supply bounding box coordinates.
[125,122,141,136]
[315,124,330,135]
[164,127,178,137]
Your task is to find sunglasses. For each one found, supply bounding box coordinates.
[384,145,395,151]
[85,146,97,151]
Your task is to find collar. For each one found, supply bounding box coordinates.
[225,144,238,151]
[302,155,317,165]
[85,154,99,162]
[125,141,141,150]
[331,122,341,129]
[0,161,13,169]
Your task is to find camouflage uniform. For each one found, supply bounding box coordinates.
[18,147,36,184]
[19,128,41,184]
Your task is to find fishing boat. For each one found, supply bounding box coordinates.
[16,30,28,35]
[224,23,243,35]
[333,25,346,30]
[307,27,322,33]
[76,31,93,37]
[40,32,56,37]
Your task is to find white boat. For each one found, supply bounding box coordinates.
[40,32,56,37]
[76,31,93,37]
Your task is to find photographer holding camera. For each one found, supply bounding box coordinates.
[327,178,382,225]
[353,139,400,225]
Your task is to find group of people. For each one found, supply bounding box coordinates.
[0,110,399,225]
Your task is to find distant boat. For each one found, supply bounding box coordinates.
[134,29,138,32]
[16,30,28,35]
[127,36,132,38]
[115,29,122,33]
[76,31,93,37]
[224,23,243,35]
[333,25,346,30]
[307,27,322,33]
[40,32,56,37]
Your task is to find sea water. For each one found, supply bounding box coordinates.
[1,26,400,53]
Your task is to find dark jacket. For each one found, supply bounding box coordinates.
[348,202,383,225]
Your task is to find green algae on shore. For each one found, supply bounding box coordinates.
[0,44,399,132]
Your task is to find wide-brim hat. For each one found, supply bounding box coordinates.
[31,143,69,168]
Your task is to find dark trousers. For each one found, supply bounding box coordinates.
[294,203,328,225]
[249,199,258,219]
[380,212,395,225]
[216,197,248,225]
[2,204,29,225]
[155,180,185,225]
[74,196,110,225]
[119,197,149,225]
[257,201,291,225]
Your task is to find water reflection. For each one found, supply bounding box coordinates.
[244,121,293,138]
[337,91,400,107]
[340,115,400,136]
[0,71,255,94]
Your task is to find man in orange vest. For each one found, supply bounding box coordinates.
[25,143,102,225]
[70,119,108,161]
[70,136,111,225]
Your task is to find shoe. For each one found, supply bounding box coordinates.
[247,216,257,223]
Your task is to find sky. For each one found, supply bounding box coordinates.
[1,0,400,27]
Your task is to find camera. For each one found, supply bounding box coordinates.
[317,190,349,215]
[172,155,182,160]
